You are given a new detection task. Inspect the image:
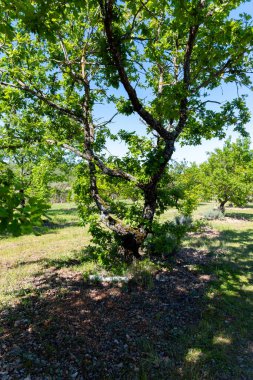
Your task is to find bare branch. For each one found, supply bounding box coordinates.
[201,100,221,105]
[96,112,119,128]
[58,36,70,63]
[157,64,164,95]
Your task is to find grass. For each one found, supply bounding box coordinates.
[0,203,90,307]
[0,202,252,378]
[176,215,253,379]
[135,206,253,379]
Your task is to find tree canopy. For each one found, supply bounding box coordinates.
[0,0,252,257]
[201,137,253,213]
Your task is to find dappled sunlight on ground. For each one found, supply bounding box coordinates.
[0,203,252,379]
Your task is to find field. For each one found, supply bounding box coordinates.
[0,203,252,379]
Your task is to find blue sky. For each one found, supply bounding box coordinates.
[100,0,253,164]
[174,0,253,163]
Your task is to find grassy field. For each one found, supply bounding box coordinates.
[0,202,252,379]
[0,203,90,307]
[169,206,253,379]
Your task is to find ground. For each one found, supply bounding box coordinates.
[0,203,252,379]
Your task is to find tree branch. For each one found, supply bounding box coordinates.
[96,112,119,128]
[201,100,221,105]
[99,0,171,141]
[195,59,232,92]
[46,140,139,184]
[175,23,199,137]
[0,80,84,123]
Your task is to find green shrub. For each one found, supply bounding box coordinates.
[144,215,193,256]
[202,209,225,220]
[0,163,50,236]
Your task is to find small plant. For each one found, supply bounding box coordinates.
[144,215,194,257]
[203,209,225,220]
[128,259,157,289]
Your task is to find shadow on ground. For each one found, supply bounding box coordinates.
[225,212,253,222]
[33,208,80,235]
[0,228,252,379]
[0,247,209,380]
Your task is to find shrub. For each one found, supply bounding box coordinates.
[144,215,194,257]
[202,209,225,220]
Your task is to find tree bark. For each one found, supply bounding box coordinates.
[218,199,227,214]
[20,188,25,208]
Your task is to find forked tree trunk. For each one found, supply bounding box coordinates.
[118,185,158,259]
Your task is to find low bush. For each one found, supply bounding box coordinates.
[144,215,194,257]
[202,209,225,220]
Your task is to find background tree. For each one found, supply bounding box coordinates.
[49,162,76,204]
[0,159,50,236]
[165,161,202,216]
[200,138,253,213]
[0,120,74,234]
[0,0,252,257]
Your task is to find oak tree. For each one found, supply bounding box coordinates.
[201,138,253,213]
[0,0,252,257]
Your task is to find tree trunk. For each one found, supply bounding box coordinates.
[218,199,227,214]
[142,185,157,229]
[120,232,143,260]
[20,188,25,207]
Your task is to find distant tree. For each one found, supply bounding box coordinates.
[49,162,76,203]
[166,161,202,216]
[0,1,252,257]
[0,139,71,234]
[200,138,253,213]
[0,160,49,235]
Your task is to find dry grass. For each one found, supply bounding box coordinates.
[0,203,89,307]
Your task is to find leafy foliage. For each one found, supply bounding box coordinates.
[200,137,253,213]
[164,162,202,216]
[0,162,49,235]
[144,216,194,256]
[0,1,252,255]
